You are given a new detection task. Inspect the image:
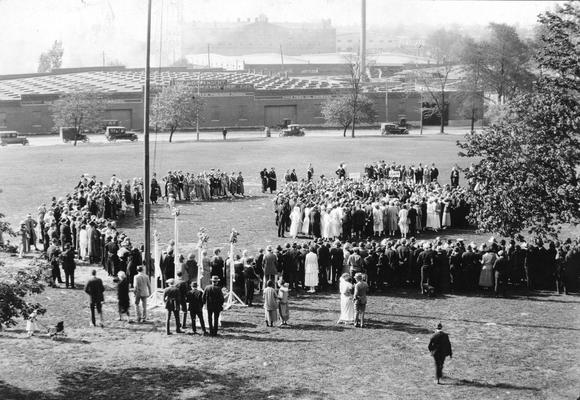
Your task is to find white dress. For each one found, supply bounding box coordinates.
[398,208,409,235]
[304,252,319,287]
[301,207,311,236]
[372,207,383,232]
[289,206,302,238]
[321,211,332,239]
[79,228,88,259]
[338,278,355,323]
[426,202,437,230]
[329,207,342,238]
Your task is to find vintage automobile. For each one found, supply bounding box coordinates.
[59,127,89,143]
[0,131,29,146]
[105,126,138,142]
[279,124,306,137]
[380,122,409,135]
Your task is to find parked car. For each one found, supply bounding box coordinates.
[105,126,138,142]
[0,131,29,146]
[59,127,89,143]
[380,122,409,135]
[279,124,306,137]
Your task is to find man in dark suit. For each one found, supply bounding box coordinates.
[317,242,331,290]
[428,322,453,384]
[203,275,224,336]
[186,281,207,335]
[163,278,182,335]
[330,241,344,286]
[84,269,105,327]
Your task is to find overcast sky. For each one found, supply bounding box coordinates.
[0,0,565,74]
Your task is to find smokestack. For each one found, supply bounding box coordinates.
[360,0,366,80]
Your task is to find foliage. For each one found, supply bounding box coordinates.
[51,91,109,146]
[415,29,463,134]
[321,95,376,137]
[151,83,204,143]
[0,259,51,330]
[480,23,534,104]
[339,55,367,138]
[457,3,580,238]
[37,40,64,73]
[456,37,486,133]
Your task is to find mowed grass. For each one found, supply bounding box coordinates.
[1,132,579,400]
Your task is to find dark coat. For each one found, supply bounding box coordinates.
[84,276,105,303]
[163,286,181,311]
[428,330,452,359]
[203,284,224,311]
[186,288,204,312]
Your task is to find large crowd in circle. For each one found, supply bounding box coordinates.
[4,160,580,337]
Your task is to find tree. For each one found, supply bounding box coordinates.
[457,37,486,133]
[321,95,376,137]
[51,91,109,146]
[151,83,204,143]
[37,40,64,73]
[0,260,50,330]
[415,29,463,134]
[480,23,534,104]
[457,3,580,238]
[340,55,367,138]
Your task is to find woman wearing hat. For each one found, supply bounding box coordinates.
[116,271,131,322]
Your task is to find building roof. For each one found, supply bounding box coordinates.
[0,67,349,101]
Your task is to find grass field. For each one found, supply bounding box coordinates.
[1,133,579,400]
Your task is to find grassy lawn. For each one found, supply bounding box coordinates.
[1,133,579,400]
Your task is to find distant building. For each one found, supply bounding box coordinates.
[0,66,479,134]
[182,15,336,57]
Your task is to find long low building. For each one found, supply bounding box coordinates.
[0,66,478,134]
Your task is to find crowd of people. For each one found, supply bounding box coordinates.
[155,169,246,203]
[272,162,469,241]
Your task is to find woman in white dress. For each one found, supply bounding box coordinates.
[321,206,332,239]
[304,247,319,293]
[301,205,311,236]
[329,206,342,239]
[398,205,409,238]
[337,273,355,324]
[426,199,439,231]
[442,199,452,228]
[372,204,383,236]
[78,224,88,260]
[289,205,302,239]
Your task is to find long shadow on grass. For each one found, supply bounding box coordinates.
[220,333,313,343]
[364,319,432,334]
[370,312,580,332]
[445,378,541,391]
[0,365,325,400]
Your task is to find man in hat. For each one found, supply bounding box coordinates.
[262,245,278,286]
[133,266,151,323]
[60,242,76,289]
[163,278,182,335]
[353,273,368,328]
[428,322,453,384]
[186,281,207,335]
[203,276,224,336]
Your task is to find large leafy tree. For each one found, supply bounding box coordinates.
[0,261,50,330]
[480,23,534,104]
[151,83,204,143]
[51,90,109,146]
[457,2,580,238]
[321,95,376,137]
[38,40,64,73]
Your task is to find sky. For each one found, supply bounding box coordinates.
[0,0,565,74]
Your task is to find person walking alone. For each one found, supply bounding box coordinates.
[428,322,453,384]
[133,266,151,323]
[84,269,105,328]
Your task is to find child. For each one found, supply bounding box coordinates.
[278,282,290,326]
[26,310,38,337]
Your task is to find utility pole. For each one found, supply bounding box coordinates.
[360,0,366,81]
[196,72,201,141]
[143,0,152,276]
[207,44,211,68]
[385,77,389,122]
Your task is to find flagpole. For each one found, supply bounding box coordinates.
[143,0,152,277]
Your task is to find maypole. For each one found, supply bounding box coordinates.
[196,227,209,288]
[224,229,246,310]
[143,0,152,278]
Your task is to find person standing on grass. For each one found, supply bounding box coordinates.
[353,273,368,328]
[277,281,290,326]
[133,266,151,323]
[203,275,224,336]
[428,322,453,384]
[263,280,278,327]
[60,242,76,289]
[163,278,182,335]
[85,269,105,327]
[186,281,207,335]
[116,271,131,322]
